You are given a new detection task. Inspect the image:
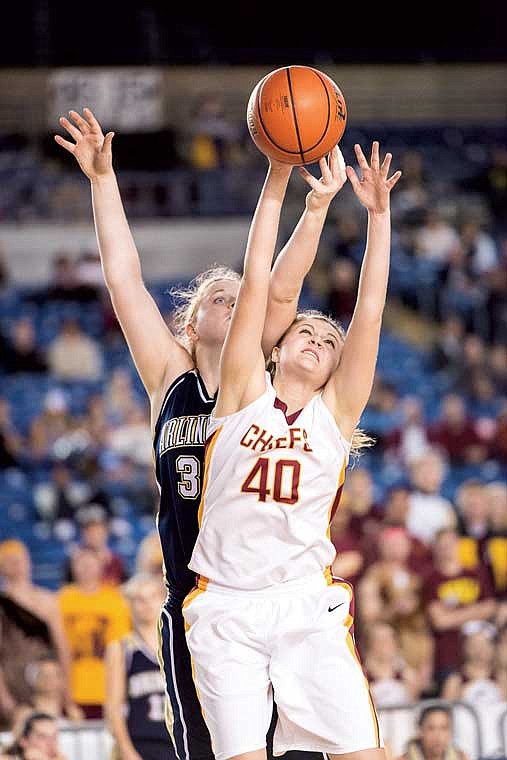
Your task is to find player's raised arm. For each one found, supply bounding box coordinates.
[324,141,402,439]
[215,160,292,417]
[54,108,192,400]
[262,146,347,354]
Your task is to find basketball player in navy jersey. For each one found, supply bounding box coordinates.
[106,574,171,760]
[55,107,346,760]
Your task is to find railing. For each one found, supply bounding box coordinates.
[2,702,506,759]
[377,700,507,759]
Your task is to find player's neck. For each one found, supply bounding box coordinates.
[272,374,317,415]
[194,345,221,396]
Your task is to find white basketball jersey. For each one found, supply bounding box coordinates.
[189,373,350,590]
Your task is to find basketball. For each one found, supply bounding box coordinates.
[247,65,347,166]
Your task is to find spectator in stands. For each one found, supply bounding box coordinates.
[326,257,358,324]
[64,505,125,586]
[332,214,363,262]
[104,368,138,424]
[0,250,10,294]
[342,466,379,547]
[74,250,103,302]
[0,399,21,470]
[391,149,428,228]
[423,527,496,690]
[134,531,164,589]
[427,395,488,465]
[329,503,364,587]
[485,482,507,610]
[430,314,465,379]
[47,319,103,381]
[406,450,456,546]
[44,253,82,303]
[33,462,90,539]
[187,93,240,169]
[107,404,153,468]
[467,145,507,230]
[363,622,421,708]
[414,207,460,265]
[358,526,433,681]
[496,624,507,700]
[28,390,73,462]
[0,711,67,760]
[452,334,489,399]
[441,621,504,706]
[58,546,130,718]
[458,219,499,278]
[490,401,507,463]
[385,396,430,467]
[456,479,490,550]
[483,249,507,344]
[14,655,82,724]
[378,486,432,575]
[0,540,75,729]
[105,574,172,760]
[3,319,47,375]
[397,704,469,760]
[488,481,507,538]
[488,343,507,396]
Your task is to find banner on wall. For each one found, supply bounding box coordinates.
[48,69,164,132]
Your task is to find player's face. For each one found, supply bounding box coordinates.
[191,280,239,348]
[420,712,451,755]
[276,318,343,386]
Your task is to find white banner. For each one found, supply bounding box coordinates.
[48,68,164,131]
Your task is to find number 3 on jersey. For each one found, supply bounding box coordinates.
[241,457,301,504]
[176,455,200,499]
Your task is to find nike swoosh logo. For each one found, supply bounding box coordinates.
[328,603,345,612]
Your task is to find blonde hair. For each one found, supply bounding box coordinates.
[268,310,375,458]
[170,266,240,355]
[122,572,162,602]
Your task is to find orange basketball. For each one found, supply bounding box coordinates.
[247,65,347,165]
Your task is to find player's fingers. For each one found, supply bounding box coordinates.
[82,107,103,134]
[334,145,346,178]
[54,134,75,153]
[59,117,81,142]
[298,166,321,191]
[386,170,402,189]
[381,152,392,178]
[371,140,380,170]
[68,110,90,134]
[354,143,369,169]
[319,155,332,184]
[100,132,115,154]
[345,165,360,192]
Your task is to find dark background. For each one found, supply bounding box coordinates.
[2,1,506,67]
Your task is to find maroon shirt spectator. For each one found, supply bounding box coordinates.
[423,527,496,686]
[330,505,364,587]
[427,394,487,465]
[490,402,507,463]
[64,505,126,587]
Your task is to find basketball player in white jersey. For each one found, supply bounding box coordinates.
[183,141,401,760]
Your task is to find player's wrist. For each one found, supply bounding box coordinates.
[89,169,116,185]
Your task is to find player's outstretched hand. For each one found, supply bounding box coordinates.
[346,141,401,214]
[54,107,114,182]
[298,145,347,212]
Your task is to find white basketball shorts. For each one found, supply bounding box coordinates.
[183,572,383,760]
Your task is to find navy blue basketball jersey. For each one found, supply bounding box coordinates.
[153,369,215,600]
[122,633,170,744]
